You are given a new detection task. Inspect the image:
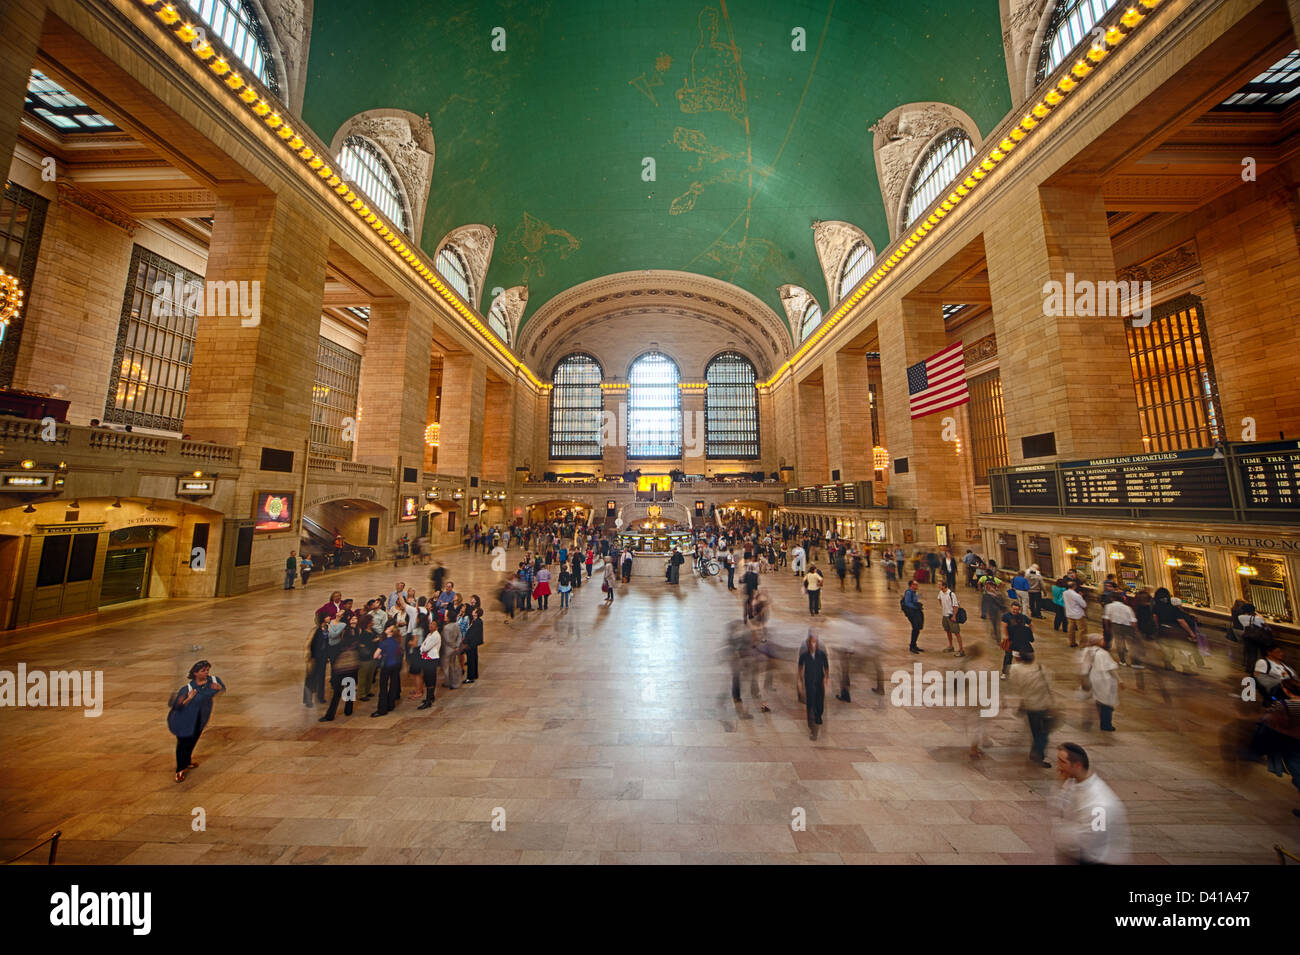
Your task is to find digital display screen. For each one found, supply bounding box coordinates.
[399,496,418,522]
[1059,451,1230,509]
[253,491,295,531]
[1005,467,1060,507]
[1238,440,1300,510]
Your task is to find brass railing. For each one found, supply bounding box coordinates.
[3,829,60,865]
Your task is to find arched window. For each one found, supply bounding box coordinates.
[901,128,974,231]
[186,0,280,94]
[338,135,411,235]
[705,352,759,459]
[550,353,603,459]
[837,241,874,302]
[627,352,681,458]
[487,292,510,343]
[800,300,823,343]
[1036,0,1120,85]
[435,246,473,302]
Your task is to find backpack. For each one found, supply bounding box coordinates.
[954,607,968,625]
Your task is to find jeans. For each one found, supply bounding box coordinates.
[1052,601,1066,631]
[807,590,821,614]
[559,589,570,608]
[1026,709,1050,760]
[1096,702,1115,730]
[323,670,356,719]
[1029,591,1043,617]
[284,569,295,589]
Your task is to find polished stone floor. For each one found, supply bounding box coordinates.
[0,545,1295,865]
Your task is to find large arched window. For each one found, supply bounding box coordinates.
[705,352,759,459]
[486,292,510,343]
[800,300,823,343]
[1036,0,1120,85]
[436,246,473,302]
[186,0,279,94]
[901,128,974,230]
[338,135,411,235]
[837,241,874,302]
[550,353,603,459]
[627,352,681,458]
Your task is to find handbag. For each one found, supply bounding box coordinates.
[602,580,611,592]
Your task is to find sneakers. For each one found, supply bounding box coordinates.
[464,679,475,685]
[1000,673,1007,680]
[954,651,966,657]
[1130,663,1146,670]
[942,646,954,653]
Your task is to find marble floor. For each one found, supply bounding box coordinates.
[0,546,1295,865]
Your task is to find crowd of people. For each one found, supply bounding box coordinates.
[166,511,1298,860]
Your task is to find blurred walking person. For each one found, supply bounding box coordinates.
[798,631,830,740]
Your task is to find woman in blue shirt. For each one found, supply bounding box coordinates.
[167,660,226,783]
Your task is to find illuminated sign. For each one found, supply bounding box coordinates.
[176,477,215,496]
[400,496,419,522]
[1,471,54,490]
[253,491,295,531]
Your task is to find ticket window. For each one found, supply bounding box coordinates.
[1234,554,1294,623]
[1164,547,1210,609]
[1028,534,1054,577]
[1110,541,1146,593]
[1064,537,1094,585]
[999,533,1020,572]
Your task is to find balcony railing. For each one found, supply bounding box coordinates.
[0,415,239,466]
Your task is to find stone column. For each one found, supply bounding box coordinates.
[985,182,1142,463]
[0,1,44,170]
[9,188,135,420]
[824,349,873,482]
[877,298,968,543]
[437,352,485,481]
[600,384,627,477]
[355,299,433,468]
[481,372,513,483]
[680,386,706,474]
[795,371,829,485]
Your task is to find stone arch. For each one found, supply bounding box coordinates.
[778,284,821,342]
[256,0,316,115]
[812,220,875,306]
[434,224,498,311]
[330,109,435,239]
[871,102,982,243]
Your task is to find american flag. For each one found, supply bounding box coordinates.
[907,342,969,419]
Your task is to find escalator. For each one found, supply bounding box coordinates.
[301,515,375,568]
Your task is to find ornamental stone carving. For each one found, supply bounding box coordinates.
[812,220,873,306]
[330,110,435,239]
[963,333,998,367]
[777,284,818,332]
[1000,0,1053,105]
[437,224,497,310]
[55,182,136,235]
[496,285,529,335]
[258,0,312,113]
[871,102,982,242]
[1116,241,1200,292]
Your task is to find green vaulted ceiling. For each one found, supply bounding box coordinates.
[301,0,1012,333]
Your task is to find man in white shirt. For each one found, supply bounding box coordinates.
[1053,742,1128,865]
[938,581,964,657]
[791,544,806,576]
[1062,581,1088,648]
[1102,597,1143,669]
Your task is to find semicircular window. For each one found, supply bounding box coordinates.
[902,128,975,231]
[1035,0,1120,86]
[186,0,280,94]
[338,135,411,236]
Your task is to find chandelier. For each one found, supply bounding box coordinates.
[872,446,889,470]
[0,268,23,326]
[424,422,440,447]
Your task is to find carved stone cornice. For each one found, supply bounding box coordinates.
[871,103,981,242]
[1116,240,1200,292]
[55,181,136,235]
[331,110,435,238]
[777,284,818,332]
[438,223,496,310]
[963,333,997,368]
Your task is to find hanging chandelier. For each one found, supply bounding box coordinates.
[0,268,23,326]
[872,446,889,470]
[424,422,440,447]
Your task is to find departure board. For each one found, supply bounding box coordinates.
[1060,451,1230,509]
[1005,467,1060,507]
[1238,440,1300,509]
